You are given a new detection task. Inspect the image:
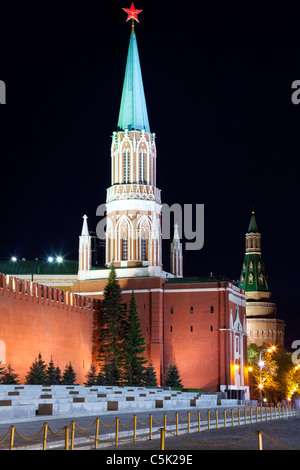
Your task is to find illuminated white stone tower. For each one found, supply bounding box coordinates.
[105,19,162,276]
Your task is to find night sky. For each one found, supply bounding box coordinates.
[0,1,299,348]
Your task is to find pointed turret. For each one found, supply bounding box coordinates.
[170,224,183,278]
[78,215,91,273]
[239,210,268,294]
[247,209,258,233]
[117,29,150,133]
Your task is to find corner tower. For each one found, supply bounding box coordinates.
[105,12,162,276]
[239,210,269,297]
[239,210,285,346]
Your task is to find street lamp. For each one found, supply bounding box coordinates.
[258,346,276,405]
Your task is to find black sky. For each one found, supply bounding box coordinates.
[0,0,299,348]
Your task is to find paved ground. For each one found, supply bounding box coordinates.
[104,416,300,451]
[0,407,299,451]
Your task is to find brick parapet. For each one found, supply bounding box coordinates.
[0,273,99,313]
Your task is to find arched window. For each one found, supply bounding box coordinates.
[122,234,128,261]
[124,150,130,183]
[140,150,145,183]
[142,235,146,261]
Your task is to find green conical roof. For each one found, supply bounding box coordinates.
[239,210,269,293]
[247,211,259,233]
[117,31,150,133]
[238,253,269,292]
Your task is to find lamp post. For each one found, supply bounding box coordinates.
[258,346,276,405]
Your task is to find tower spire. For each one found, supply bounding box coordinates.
[78,215,91,274]
[118,4,150,133]
[105,9,162,275]
[170,224,183,278]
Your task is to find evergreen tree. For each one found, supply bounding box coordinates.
[46,356,61,385]
[163,361,183,388]
[84,363,99,386]
[2,364,20,384]
[25,353,47,385]
[54,366,62,384]
[98,264,126,384]
[123,291,147,385]
[144,361,158,387]
[62,362,77,385]
[99,360,123,386]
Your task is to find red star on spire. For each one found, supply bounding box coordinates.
[122,3,143,23]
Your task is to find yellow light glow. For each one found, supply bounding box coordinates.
[248,366,253,372]
[258,383,263,389]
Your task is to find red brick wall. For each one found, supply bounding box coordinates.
[164,287,223,389]
[0,274,99,384]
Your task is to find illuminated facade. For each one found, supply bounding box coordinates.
[73,22,249,397]
[239,211,285,346]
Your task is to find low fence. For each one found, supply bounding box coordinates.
[0,405,298,450]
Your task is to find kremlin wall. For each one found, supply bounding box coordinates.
[0,273,100,385]
[0,270,249,399]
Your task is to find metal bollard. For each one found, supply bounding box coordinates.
[70,421,75,450]
[160,428,166,450]
[149,414,153,440]
[43,423,48,451]
[257,431,263,450]
[9,426,15,451]
[95,418,100,450]
[164,413,167,432]
[64,426,69,451]
[188,411,191,433]
[115,417,119,446]
[198,411,201,432]
[133,415,137,443]
[176,412,179,436]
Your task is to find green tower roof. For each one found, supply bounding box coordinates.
[239,210,269,293]
[238,253,269,292]
[117,31,150,133]
[247,211,259,233]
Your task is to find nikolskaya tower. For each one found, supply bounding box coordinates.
[78,4,182,280]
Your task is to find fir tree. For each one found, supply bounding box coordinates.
[25,353,47,385]
[46,356,61,385]
[163,361,183,388]
[2,364,20,384]
[123,291,147,385]
[84,363,99,386]
[62,362,77,385]
[54,367,62,384]
[144,361,158,387]
[98,264,126,384]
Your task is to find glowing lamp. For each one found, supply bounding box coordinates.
[248,366,253,372]
[48,257,54,263]
[56,256,63,263]
[258,361,265,368]
[258,383,264,389]
[11,257,17,262]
